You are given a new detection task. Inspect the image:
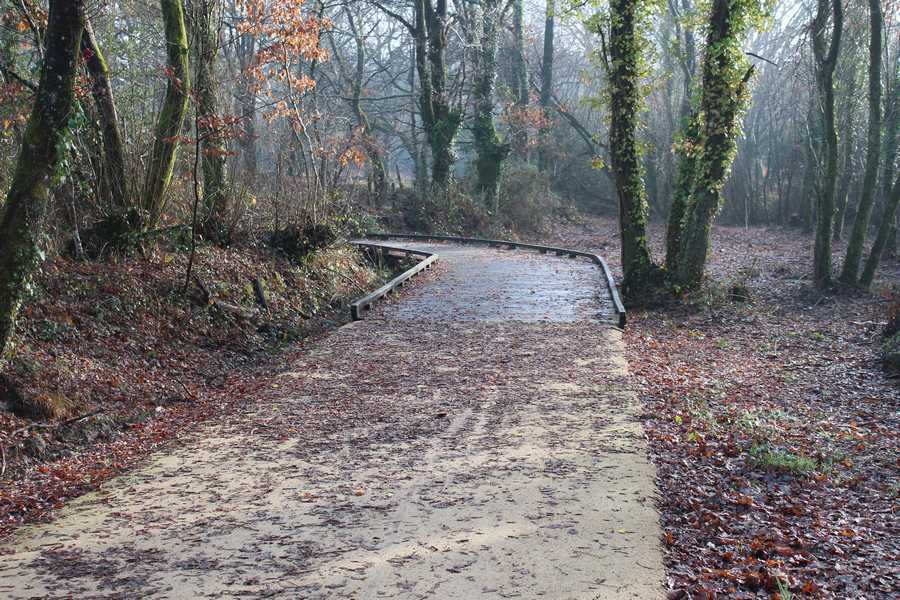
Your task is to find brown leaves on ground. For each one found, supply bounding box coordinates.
[541,216,899,599]
[0,242,378,537]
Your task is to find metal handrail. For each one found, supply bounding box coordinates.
[363,232,627,328]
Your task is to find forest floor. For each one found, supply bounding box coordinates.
[540,217,900,599]
[0,242,381,537]
[1,215,897,599]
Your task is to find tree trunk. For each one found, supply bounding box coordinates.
[811,0,842,288]
[81,18,127,211]
[663,0,698,273]
[473,0,510,211]
[839,0,882,285]
[511,0,528,158]
[0,0,85,358]
[608,0,660,299]
[672,0,755,289]
[141,0,191,228]
[876,51,899,237]
[189,0,228,239]
[414,0,462,192]
[345,8,387,202]
[665,111,700,272]
[538,0,555,172]
[834,103,856,241]
[860,173,900,287]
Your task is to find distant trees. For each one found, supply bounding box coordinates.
[0,0,897,361]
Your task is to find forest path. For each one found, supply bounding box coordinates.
[0,243,663,599]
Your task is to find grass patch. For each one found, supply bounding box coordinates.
[749,444,816,475]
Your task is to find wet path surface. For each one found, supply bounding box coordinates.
[0,244,663,599]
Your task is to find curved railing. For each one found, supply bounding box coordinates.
[361,233,627,328]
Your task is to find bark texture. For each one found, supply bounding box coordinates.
[473,0,510,210]
[0,0,85,357]
[81,18,127,210]
[189,0,228,238]
[414,0,462,192]
[141,0,191,228]
[608,0,659,299]
[839,0,882,285]
[811,0,842,288]
[671,0,755,289]
[538,0,555,172]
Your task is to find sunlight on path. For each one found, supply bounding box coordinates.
[0,244,663,599]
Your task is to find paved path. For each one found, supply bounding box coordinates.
[0,243,663,599]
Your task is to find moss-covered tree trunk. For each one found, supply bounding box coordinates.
[839,0,882,286]
[876,54,899,248]
[414,0,461,193]
[860,172,900,287]
[81,18,127,211]
[189,0,228,238]
[672,0,755,289]
[141,0,191,228]
[665,112,700,273]
[608,0,660,299]
[0,0,85,358]
[511,0,529,158]
[473,0,510,210]
[538,0,555,172]
[811,0,843,288]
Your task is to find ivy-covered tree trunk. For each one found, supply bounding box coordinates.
[511,0,529,158]
[0,0,85,358]
[608,0,660,299]
[811,0,843,288]
[473,0,510,210]
[672,0,755,289]
[189,0,228,238]
[665,112,700,273]
[839,0,882,286]
[81,18,127,211]
[141,0,191,228]
[414,0,462,192]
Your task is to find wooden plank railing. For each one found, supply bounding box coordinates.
[349,241,438,320]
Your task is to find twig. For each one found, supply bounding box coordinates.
[745,52,779,67]
[8,409,105,438]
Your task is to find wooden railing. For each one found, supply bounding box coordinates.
[349,241,438,320]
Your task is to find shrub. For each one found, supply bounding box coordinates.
[390,187,491,235]
[267,222,338,261]
[498,161,560,233]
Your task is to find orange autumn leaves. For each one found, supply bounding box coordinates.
[236,0,366,169]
